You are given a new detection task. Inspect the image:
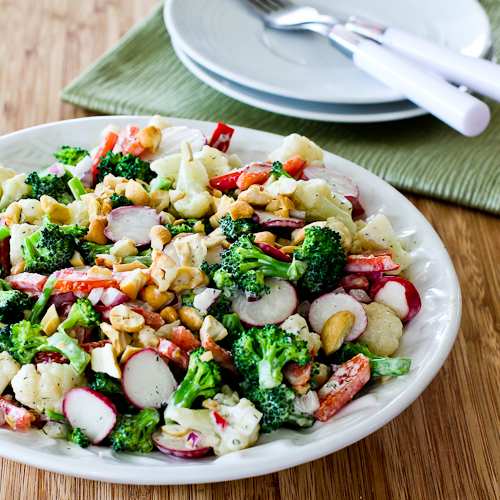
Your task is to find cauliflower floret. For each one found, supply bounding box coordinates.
[11,363,83,414]
[150,153,181,181]
[268,133,324,165]
[265,176,298,197]
[352,214,411,272]
[197,146,232,178]
[0,173,30,210]
[292,179,356,233]
[67,200,90,227]
[0,352,20,395]
[9,223,39,266]
[164,391,262,456]
[170,143,212,218]
[280,314,321,355]
[358,302,403,356]
[16,199,44,225]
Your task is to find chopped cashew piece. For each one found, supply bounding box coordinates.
[178,306,204,331]
[119,268,149,300]
[170,266,208,293]
[69,251,85,267]
[110,239,138,258]
[91,344,121,379]
[321,311,355,355]
[110,304,145,333]
[40,195,71,224]
[150,225,172,250]
[100,322,131,356]
[135,326,159,348]
[151,251,178,292]
[40,305,60,335]
[120,345,143,364]
[229,200,254,220]
[200,315,228,343]
[140,285,173,310]
[238,184,273,206]
[85,216,108,244]
[138,125,162,152]
[125,180,150,206]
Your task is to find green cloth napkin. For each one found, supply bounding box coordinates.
[62,3,500,214]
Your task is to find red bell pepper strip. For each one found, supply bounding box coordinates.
[157,338,189,370]
[115,125,145,157]
[283,156,306,178]
[209,168,245,191]
[6,273,48,294]
[53,269,119,294]
[236,163,271,190]
[345,251,399,273]
[166,326,201,353]
[208,122,235,153]
[128,305,165,330]
[91,130,119,183]
[314,353,370,422]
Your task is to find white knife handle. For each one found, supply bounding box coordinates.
[381,27,500,103]
[328,26,490,136]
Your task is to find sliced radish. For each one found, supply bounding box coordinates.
[153,431,212,458]
[309,292,367,340]
[345,252,399,273]
[122,348,177,409]
[100,287,128,307]
[193,288,221,313]
[157,126,206,156]
[232,278,298,326]
[6,272,48,294]
[371,276,421,322]
[72,155,94,187]
[254,210,305,229]
[255,242,292,262]
[62,387,117,444]
[104,206,160,245]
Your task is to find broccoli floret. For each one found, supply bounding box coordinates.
[0,290,33,324]
[68,427,90,448]
[169,347,222,409]
[6,320,48,364]
[219,235,306,299]
[219,214,259,241]
[97,151,155,183]
[110,408,160,453]
[200,262,236,298]
[109,193,133,209]
[233,324,310,389]
[88,372,123,395]
[270,161,292,179]
[242,382,313,433]
[200,261,220,281]
[166,219,201,237]
[54,145,89,166]
[150,177,173,191]
[25,172,73,204]
[22,220,85,274]
[180,291,195,307]
[78,241,113,265]
[59,298,100,331]
[294,226,346,295]
[0,325,12,353]
[336,342,411,378]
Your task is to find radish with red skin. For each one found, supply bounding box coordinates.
[157,338,189,370]
[371,276,421,322]
[345,252,400,273]
[340,274,370,291]
[255,242,292,262]
[100,287,129,307]
[63,387,117,444]
[87,287,104,305]
[122,348,177,409]
[309,292,367,340]
[232,278,298,326]
[153,431,212,458]
[6,272,47,294]
[104,206,160,245]
[193,288,221,313]
[254,210,305,229]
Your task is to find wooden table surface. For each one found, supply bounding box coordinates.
[0,1,498,498]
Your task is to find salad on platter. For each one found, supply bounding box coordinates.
[0,117,421,458]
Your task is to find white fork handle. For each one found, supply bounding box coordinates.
[329,27,490,136]
[381,27,500,102]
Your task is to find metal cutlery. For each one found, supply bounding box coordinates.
[246,0,491,136]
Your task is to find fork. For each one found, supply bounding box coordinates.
[245,0,491,136]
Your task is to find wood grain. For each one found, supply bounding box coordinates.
[0,1,498,498]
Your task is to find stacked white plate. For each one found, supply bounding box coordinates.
[165,0,492,123]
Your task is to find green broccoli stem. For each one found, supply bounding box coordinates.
[0,226,10,241]
[46,329,90,374]
[236,246,296,279]
[68,177,86,200]
[29,274,57,323]
[123,254,152,267]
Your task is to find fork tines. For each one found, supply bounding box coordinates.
[247,0,291,14]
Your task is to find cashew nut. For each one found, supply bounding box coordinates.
[109,304,145,333]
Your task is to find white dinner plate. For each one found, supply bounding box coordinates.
[172,40,427,123]
[165,0,491,104]
[0,116,461,484]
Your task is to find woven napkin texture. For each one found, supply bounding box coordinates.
[62,2,500,214]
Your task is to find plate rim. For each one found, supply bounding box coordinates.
[0,115,462,484]
[164,0,491,104]
[171,39,428,124]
